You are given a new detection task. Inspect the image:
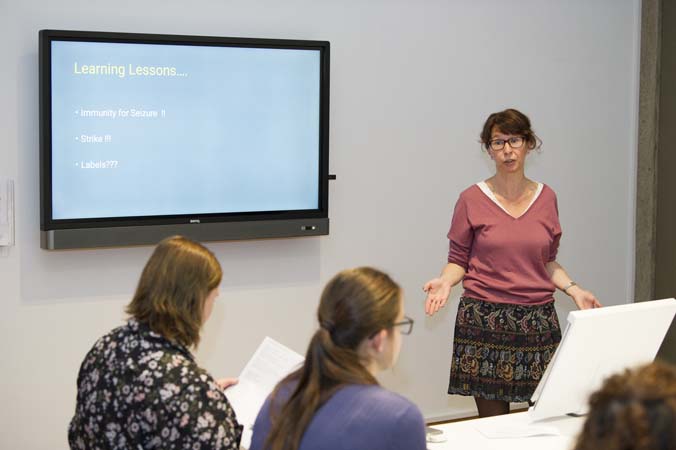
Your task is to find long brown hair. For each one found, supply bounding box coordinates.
[264,267,402,450]
[480,108,541,151]
[573,361,676,450]
[125,235,222,348]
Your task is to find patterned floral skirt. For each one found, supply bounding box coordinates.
[448,296,562,402]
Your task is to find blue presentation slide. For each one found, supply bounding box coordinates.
[50,40,321,220]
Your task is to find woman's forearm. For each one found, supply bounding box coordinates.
[440,262,466,287]
[546,260,577,295]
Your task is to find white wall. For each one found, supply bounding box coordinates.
[0,0,640,448]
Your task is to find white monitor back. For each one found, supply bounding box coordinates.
[529,298,676,421]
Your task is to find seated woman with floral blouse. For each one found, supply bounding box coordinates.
[68,236,242,450]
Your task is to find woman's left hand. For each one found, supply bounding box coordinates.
[216,377,239,391]
[569,286,602,310]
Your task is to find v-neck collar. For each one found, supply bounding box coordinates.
[476,181,543,219]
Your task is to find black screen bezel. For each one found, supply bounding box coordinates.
[39,29,330,232]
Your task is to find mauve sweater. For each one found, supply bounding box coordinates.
[447,183,562,305]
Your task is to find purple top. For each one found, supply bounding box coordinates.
[250,383,426,450]
[448,183,562,305]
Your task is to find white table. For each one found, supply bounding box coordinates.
[427,411,585,450]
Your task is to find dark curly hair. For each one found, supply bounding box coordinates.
[480,108,541,151]
[573,361,676,450]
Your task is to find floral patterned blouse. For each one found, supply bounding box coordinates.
[68,319,242,450]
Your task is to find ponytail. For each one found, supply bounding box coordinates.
[265,328,376,450]
[264,267,400,450]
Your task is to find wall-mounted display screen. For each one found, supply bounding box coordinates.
[40,30,330,249]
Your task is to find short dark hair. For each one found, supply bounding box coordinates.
[480,108,541,151]
[125,235,222,347]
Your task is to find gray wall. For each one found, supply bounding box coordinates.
[0,1,640,448]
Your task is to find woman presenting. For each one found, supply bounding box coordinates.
[424,108,601,417]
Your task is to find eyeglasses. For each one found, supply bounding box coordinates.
[367,316,415,339]
[393,316,414,335]
[488,136,524,151]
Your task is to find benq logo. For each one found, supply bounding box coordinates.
[190,219,200,224]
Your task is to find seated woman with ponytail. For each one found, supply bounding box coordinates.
[249,267,426,450]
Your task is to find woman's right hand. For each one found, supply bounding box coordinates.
[423,278,452,316]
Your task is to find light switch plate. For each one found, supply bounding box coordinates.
[0,177,15,246]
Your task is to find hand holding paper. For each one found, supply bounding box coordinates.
[216,377,239,390]
[226,337,304,449]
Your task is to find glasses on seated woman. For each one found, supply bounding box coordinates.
[250,267,426,450]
